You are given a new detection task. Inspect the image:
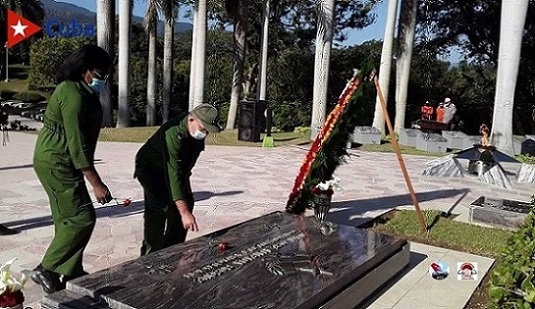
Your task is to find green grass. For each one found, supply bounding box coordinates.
[354,141,446,157]
[98,127,311,147]
[369,210,512,258]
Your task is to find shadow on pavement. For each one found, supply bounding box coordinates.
[2,190,244,232]
[329,188,471,227]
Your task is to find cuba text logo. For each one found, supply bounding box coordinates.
[44,19,95,38]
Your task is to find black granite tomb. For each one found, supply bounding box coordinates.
[42,212,410,309]
[469,196,532,229]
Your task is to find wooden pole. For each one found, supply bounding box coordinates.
[374,76,428,234]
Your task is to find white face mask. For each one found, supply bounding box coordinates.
[191,130,207,140]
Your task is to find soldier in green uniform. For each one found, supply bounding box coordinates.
[135,104,222,256]
[31,45,114,294]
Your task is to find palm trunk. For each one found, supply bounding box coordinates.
[117,0,132,128]
[188,6,199,111]
[372,0,398,133]
[192,0,207,108]
[226,0,248,130]
[310,0,335,140]
[257,0,270,102]
[394,0,417,133]
[96,0,115,127]
[146,24,157,126]
[491,0,528,155]
[163,17,175,122]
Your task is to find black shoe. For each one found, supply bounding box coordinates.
[30,265,64,294]
[0,224,19,235]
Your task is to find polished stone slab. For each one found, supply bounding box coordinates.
[469,196,532,229]
[45,212,409,309]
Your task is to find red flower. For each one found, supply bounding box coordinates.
[123,198,132,207]
[0,290,24,307]
[218,242,228,251]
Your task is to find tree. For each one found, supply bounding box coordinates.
[96,0,115,127]
[192,0,208,108]
[117,0,132,128]
[224,0,248,130]
[310,0,336,140]
[145,0,158,126]
[162,2,180,122]
[394,0,417,133]
[491,0,529,155]
[372,0,398,133]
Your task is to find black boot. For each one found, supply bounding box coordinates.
[0,224,19,235]
[62,271,89,284]
[30,264,65,294]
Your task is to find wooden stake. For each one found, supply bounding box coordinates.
[374,76,428,234]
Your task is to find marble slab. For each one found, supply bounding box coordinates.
[45,212,408,309]
[462,136,482,149]
[352,126,382,145]
[398,128,420,147]
[441,131,467,149]
[469,196,531,229]
[415,133,448,153]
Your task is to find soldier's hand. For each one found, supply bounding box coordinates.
[94,182,113,205]
[181,211,199,232]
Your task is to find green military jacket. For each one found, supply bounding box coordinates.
[33,80,102,169]
[136,114,205,202]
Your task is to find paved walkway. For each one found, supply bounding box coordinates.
[0,130,532,308]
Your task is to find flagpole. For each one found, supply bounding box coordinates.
[4,43,8,82]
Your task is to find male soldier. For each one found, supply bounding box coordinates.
[134,104,222,256]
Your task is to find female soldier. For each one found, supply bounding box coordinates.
[31,45,114,294]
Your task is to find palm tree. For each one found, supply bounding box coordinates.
[394,0,417,133]
[96,0,115,127]
[145,0,158,126]
[257,0,270,102]
[192,0,208,108]
[162,2,179,122]
[225,0,248,130]
[0,0,45,80]
[188,5,199,111]
[310,0,336,140]
[491,0,529,155]
[372,0,398,133]
[117,0,132,128]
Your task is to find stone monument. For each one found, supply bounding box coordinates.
[42,212,410,309]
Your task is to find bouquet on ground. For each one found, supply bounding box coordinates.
[311,176,341,197]
[0,258,28,309]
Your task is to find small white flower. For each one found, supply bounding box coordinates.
[0,258,28,295]
[316,175,342,191]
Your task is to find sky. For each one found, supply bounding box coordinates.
[56,0,461,61]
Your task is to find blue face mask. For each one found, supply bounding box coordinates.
[191,130,207,140]
[89,78,106,92]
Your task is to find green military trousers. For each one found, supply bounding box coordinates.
[33,162,96,277]
[134,164,194,256]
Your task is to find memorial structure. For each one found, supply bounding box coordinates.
[42,212,410,309]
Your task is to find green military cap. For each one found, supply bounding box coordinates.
[192,104,223,133]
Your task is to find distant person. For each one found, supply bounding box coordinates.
[134,104,222,256]
[480,123,490,147]
[420,101,434,121]
[442,98,457,124]
[31,45,114,294]
[436,102,445,123]
[1,104,9,146]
